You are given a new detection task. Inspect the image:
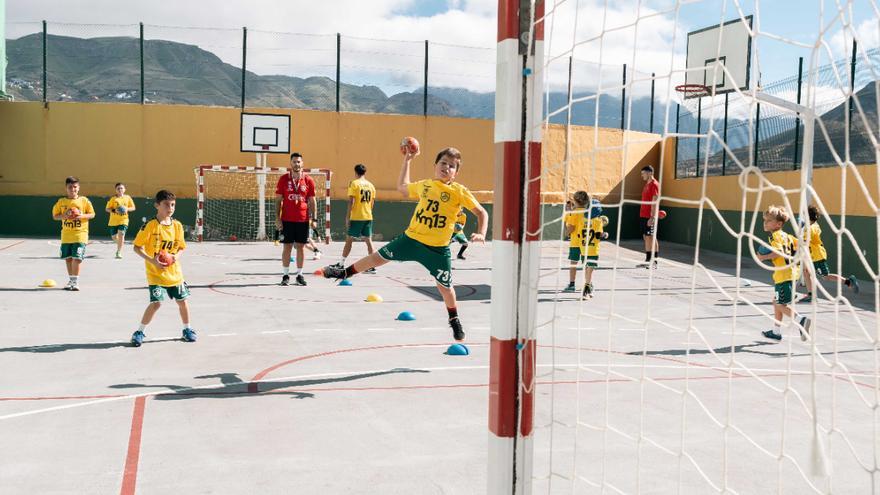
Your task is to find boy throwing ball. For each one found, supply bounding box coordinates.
[106,182,136,259]
[319,143,488,341]
[51,176,96,290]
[757,205,811,341]
[130,190,196,347]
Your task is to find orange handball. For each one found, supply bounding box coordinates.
[157,250,175,266]
[65,207,81,219]
[400,136,420,155]
[658,209,667,220]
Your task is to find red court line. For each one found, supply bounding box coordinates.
[120,397,147,495]
[0,240,26,251]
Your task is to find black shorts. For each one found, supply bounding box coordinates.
[280,221,309,244]
[639,217,655,236]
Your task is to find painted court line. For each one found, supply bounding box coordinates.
[119,396,146,495]
[207,333,237,337]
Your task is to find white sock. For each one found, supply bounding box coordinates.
[70,276,78,283]
[283,266,290,276]
[137,323,146,333]
[340,257,346,265]
[183,323,192,330]
[294,267,302,276]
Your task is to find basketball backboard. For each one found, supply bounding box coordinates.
[684,15,753,98]
[241,112,290,153]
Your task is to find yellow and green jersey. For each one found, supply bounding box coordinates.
[347,178,376,221]
[52,196,95,243]
[405,179,478,247]
[768,229,799,284]
[134,218,187,286]
[807,223,827,262]
[454,211,467,232]
[106,194,135,227]
[564,212,586,248]
[584,217,604,257]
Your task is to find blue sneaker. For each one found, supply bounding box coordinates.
[762,329,782,341]
[563,283,577,293]
[848,275,860,294]
[182,327,197,343]
[131,330,145,347]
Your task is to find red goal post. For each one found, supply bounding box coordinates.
[195,165,332,243]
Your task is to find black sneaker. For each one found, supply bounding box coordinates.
[798,316,812,342]
[321,264,346,279]
[281,274,290,286]
[365,267,377,274]
[449,317,465,341]
[457,254,466,260]
[762,329,783,341]
[581,283,593,300]
[295,274,307,286]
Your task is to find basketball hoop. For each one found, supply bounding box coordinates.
[675,83,710,99]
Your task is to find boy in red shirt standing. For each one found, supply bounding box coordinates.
[638,165,660,268]
[274,152,316,286]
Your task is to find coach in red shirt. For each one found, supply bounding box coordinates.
[275,152,316,286]
[638,165,660,268]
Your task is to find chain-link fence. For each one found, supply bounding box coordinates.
[675,46,880,177]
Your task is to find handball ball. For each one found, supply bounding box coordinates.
[157,250,175,266]
[658,209,667,220]
[65,207,81,219]
[400,136,420,155]
[229,234,238,242]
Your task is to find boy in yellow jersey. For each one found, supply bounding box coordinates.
[449,208,469,260]
[581,215,610,300]
[319,145,489,341]
[105,182,136,259]
[757,206,811,341]
[338,163,377,270]
[562,191,589,292]
[51,176,96,291]
[130,190,196,347]
[800,205,859,302]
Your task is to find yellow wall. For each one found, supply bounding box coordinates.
[659,137,879,217]
[0,101,657,204]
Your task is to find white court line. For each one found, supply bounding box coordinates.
[208,333,237,337]
[618,328,646,332]
[4,360,876,421]
[260,330,290,335]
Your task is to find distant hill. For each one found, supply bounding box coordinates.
[5,33,666,132]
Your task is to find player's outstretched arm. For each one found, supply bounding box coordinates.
[397,152,415,196]
[469,204,488,243]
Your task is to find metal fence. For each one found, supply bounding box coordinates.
[675,44,880,177]
[6,21,661,129]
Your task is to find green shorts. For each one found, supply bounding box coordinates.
[347,220,373,239]
[378,234,453,288]
[149,282,190,303]
[568,247,584,263]
[450,232,469,245]
[109,225,128,236]
[774,281,793,305]
[60,242,86,260]
[585,255,599,268]
[813,259,830,277]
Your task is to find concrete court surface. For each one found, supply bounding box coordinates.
[0,235,876,494]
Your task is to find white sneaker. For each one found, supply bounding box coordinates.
[312,251,322,261]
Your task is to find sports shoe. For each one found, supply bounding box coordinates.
[182,327,197,342]
[762,329,783,341]
[848,275,860,294]
[295,274,307,286]
[798,316,812,342]
[115,251,122,259]
[449,317,465,341]
[312,250,322,261]
[799,294,813,303]
[321,264,346,279]
[563,282,577,293]
[457,254,467,260]
[281,274,290,286]
[131,330,145,347]
[69,281,80,291]
[581,283,593,300]
[365,267,377,274]
[64,280,75,291]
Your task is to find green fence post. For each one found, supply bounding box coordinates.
[42,20,47,105]
[240,27,247,109]
[139,22,144,104]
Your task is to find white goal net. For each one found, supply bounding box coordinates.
[491,1,879,494]
[195,165,331,242]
